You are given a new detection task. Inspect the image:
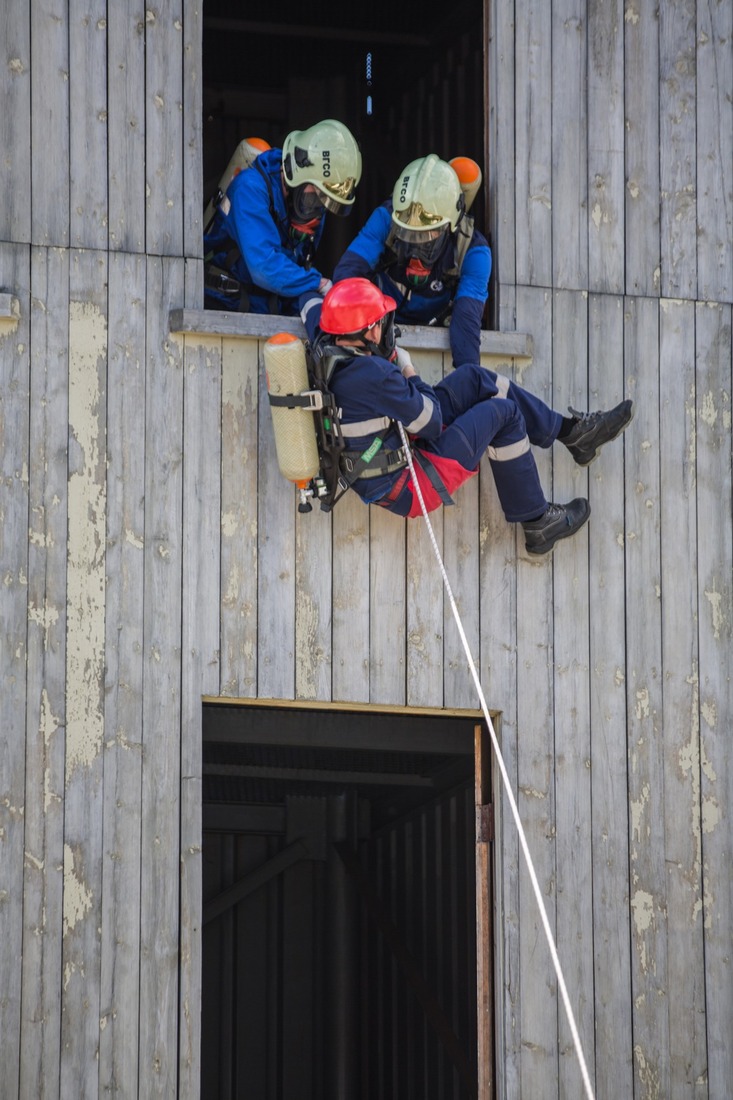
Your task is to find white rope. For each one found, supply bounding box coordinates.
[397,422,596,1100]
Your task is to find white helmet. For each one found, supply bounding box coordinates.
[391,154,464,263]
[282,119,362,218]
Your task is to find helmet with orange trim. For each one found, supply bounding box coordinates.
[282,120,362,221]
[390,154,464,270]
[320,278,398,357]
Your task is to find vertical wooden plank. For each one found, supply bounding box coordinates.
[551,0,588,290]
[406,348,444,709]
[69,0,108,248]
[370,506,406,705]
[0,243,30,1097]
[220,338,258,698]
[183,0,203,262]
[514,285,558,1100]
[99,251,146,1098]
[624,295,668,1096]
[60,249,108,1100]
[624,2,661,295]
[145,1,184,256]
[443,468,480,710]
[488,0,517,324]
[180,332,222,1097]
[19,246,68,1100]
[295,506,332,702]
[30,0,69,246]
[659,1,697,300]
[696,301,733,1098]
[514,0,553,288]
[139,255,185,1097]
[659,298,707,1098]
[257,339,296,701]
[587,293,633,1099]
[108,0,146,252]
[551,289,595,1096]
[332,492,370,703]
[696,0,733,302]
[587,0,625,293]
[0,5,31,241]
[479,405,518,1100]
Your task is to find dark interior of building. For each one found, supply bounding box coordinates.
[202,1,489,311]
[201,703,485,1100]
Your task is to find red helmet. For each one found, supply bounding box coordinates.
[320,278,397,335]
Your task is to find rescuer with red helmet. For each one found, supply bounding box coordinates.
[301,278,633,554]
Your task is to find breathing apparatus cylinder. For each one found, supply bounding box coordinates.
[264,333,320,487]
[203,137,271,229]
[449,157,482,213]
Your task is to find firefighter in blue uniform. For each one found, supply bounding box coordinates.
[300,278,634,555]
[204,120,362,314]
[332,154,491,367]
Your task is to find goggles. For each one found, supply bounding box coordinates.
[392,225,449,266]
[291,178,357,221]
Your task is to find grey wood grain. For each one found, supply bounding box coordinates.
[659,1,698,300]
[180,330,222,1096]
[588,0,625,293]
[587,293,634,1099]
[696,0,733,301]
[59,248,109,1100]
[515,0,553,288]
[69,0,108,248]
[30,0,69,246]
[624,295,669,1096]
[138,256,185,1096]
[0,5,30,242]
[108,0,146,252]
[145,3,183,255]
[0,243,31,1096]
[624,4,661,295]
[220,338,259,698]
[99,251,146,1098]
[551,289,596,1097]
[695,300,733,1098]
[514,286,559,1100]
[18,246,68,1100]
[660,297,708,1097]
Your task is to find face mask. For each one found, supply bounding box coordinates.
[406,257,432,286]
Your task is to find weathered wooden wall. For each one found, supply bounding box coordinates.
[489,1,733,1098]
[1,1,731,1099]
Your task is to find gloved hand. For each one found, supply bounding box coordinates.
[318,277,333,295]
[392,344,417,378]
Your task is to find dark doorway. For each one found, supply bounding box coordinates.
[201,701,493,1100]
[201,2,489,305]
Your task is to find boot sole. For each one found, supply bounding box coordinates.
[573,402,635,467]
[525,500,592,555]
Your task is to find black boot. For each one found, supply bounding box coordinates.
[522,498,591,555]
[563,400,634,466]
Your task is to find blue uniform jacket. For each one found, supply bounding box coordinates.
[204,148,325,313]
[333,200,491,367]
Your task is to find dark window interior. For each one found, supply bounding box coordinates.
[201,703,485,1099]
[202,2,489,313]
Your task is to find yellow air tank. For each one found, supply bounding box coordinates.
[264,333,320,488]
[449,156,482,213]
[203,136,271,228]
